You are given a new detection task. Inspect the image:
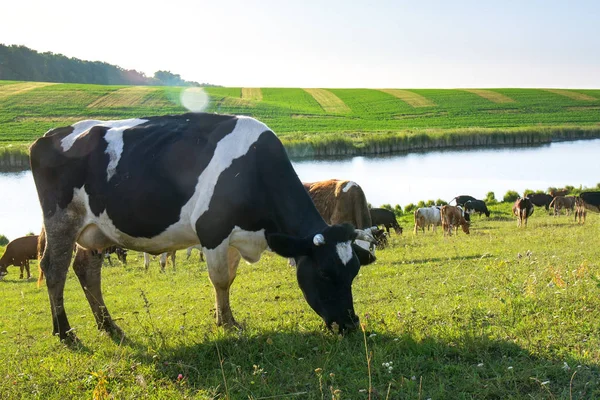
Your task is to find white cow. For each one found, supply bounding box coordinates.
[414,206,442,234]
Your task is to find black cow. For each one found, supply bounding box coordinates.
[369,208,402,235]
[451,195,477,207]
[463,200,490,217]
[103,246,127,266]
[30,113,377,343]
[580,191,600,213]
[526,193,553,211]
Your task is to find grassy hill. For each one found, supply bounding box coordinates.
[1,80,600,156]
[1,203,599,398]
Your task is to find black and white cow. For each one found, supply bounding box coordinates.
[463,199,490,217]
[451,195,477,207]
[30,113,377,343]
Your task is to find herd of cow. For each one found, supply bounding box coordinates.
[1,112,599,345]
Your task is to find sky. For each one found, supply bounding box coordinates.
[2,0,599,88]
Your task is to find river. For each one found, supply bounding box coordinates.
[1,139,598,240]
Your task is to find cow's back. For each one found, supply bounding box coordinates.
[306,180,372,229]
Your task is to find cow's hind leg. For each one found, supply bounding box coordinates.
[72,247,124,340]
[25,260,31,279]
[205,245,242,328]
[40,219,79,342]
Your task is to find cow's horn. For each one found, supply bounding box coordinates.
[313,234,326,246]
[354,229,377,243]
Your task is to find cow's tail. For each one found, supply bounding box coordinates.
[549,197,556,210]
[37,226,46,288]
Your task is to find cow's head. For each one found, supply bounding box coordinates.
[267,223,376,333]
[460,219,471,234]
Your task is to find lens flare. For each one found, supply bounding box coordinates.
[180,87,209,112]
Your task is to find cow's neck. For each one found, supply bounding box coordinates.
[256,133,327,238]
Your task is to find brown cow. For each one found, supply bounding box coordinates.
[550,188,569,198]
[513,198,534,227]
[303,179,379,253]
[303,179,372,229]
[440,205,470,236]
[0,235,39,280]
[549,195,577,216]
[575,197,587,224]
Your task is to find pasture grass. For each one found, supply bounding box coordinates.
[1,80,600,157]
[1,204,600,399]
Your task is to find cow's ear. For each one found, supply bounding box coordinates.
[352,243,376,266]
[267,233,311,258]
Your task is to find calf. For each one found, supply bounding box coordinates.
[103,246,128,266]
[463,199,490,217]
[440,205,470,236]
[144,251,176,271]
[0,235,39,280]
[369,208,402,235]
[575,197,586,224]
[513,198,534,227]
[414,206,442,234]
[549,195,577,216]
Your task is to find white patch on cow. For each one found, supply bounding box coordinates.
[336,241,353,265]
[104,121,145,181]
[229,226,268,263]
[60,118,147,153]
[342,181,357,193]
[189,117,270,225]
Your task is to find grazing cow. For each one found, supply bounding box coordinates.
[575,197,586,224]
[0,235,39,280]
[440,205,470,236]
[526,193,553,211]
[550,188,568,198]
[143,251,176,271]
[451,195,477,207]
[303,179,379,251]
[413,206,442,234]
[369,208,402,235]
[549,195,577,216]
[30,113,377,343]
[579,191,600,213]
[512,198,534,227]
[186,244,205,262]
[463,199,490,218]
[103,246,127,266]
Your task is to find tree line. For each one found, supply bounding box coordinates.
[0,44,218,87]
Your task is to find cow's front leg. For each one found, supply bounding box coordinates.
[72,247,123,340]
[25,260,31,279]
[206,246,242,328]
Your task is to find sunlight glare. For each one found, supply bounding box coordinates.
[180,87,209,112]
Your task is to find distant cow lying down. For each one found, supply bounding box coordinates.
[440,205,470,236]
[0,235,39,280]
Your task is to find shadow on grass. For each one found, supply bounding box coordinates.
[117,328,600,399]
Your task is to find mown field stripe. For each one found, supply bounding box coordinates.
[0,82,57,100]
[87,86,165,108]
[378,89,435,107]
[544,89,597,101]
[241,88,263,101]
[463,89,515,103]
[303,88,351,113]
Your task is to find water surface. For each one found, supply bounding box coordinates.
[1,139,598,240]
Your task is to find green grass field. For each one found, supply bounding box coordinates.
[1,203,599,399]
[1,80,600,156]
